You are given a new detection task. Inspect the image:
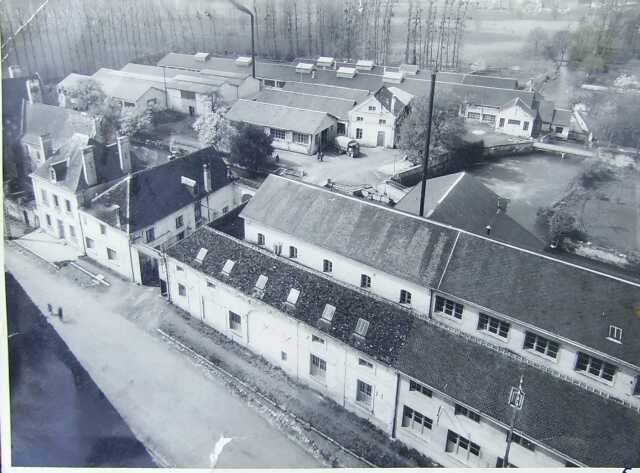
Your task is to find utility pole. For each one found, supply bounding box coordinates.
[503,375,525,467]
[418,70,437,217]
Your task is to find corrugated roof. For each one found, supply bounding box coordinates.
[250,88,356,120]
[240,175,458,287]
[226,99,336,135]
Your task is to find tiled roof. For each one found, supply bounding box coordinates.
[87,147,231,233]
[396,321,640,466]
[248,88,357,120]
[166,227,414,365]
[395,172,543,249]
[240,175,458,287]
[226,99,336,135]
[167,226,640,467]
[32,135,126,192]
[438,233,640,367]
[22,102,96,150]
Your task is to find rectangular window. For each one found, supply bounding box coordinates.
[194,203,202,221]
[53,195,60,208]
[575,352,617,382]
[454,404,481,423]
[124,101,135,107]
[356,379,373,407]
[499,118,505,127]
[400,289,412,304]
[41,189,49,205]
[467,111,481,120]
[311,334,324,344]
[289,246,298,258]
[511,433,535,451]
[310,354,326,380]
[555,126,564,133]
[435,295,463,319]
[360,274,371,289]
[378,119,386,125]
[276,81,285,88]
[368,105,376,111]
[178,283,187,297]
[358,358,373,369]
[107,248,117,260]
[402,406,433,435]
[281,351,287,361]
[229,311,241,331]
[271,128,286,140]
[523,121,530,131]
[176,265,184,272]
[65,199,71,212]
[608,325,622,343]
[177,231,185,241]
[46,214,52,226]
[323,259,333,273]
[477,313,510,338]
[356,116,363,121]
[292,132,309,144]
[356,128,363,139]
[482,114,496,123]
[85,237,95,249]
[69,225,76,239]
[447,430,480,456]
[175,215,184,228]
[523,332,559,359]
[180,90,196,100]
[507,119,521,126]
[257,233,265,245]
[264,79,276,87]
[634,375,640,396]
[409,380,433,397]
[100,224,107,235]
[145,228,155,242]
[222,206,229,214]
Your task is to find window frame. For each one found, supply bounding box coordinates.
[400,289,412,305]
[292,132,309,144]
[511,433,536,452]
[575,352,617,383]
[85,237,95,249]
[402,405,433,435]
[356,379,373,407]
[435,295,463,320]
[106,247,117,261]
[323,259,333,273]
[271,128,286,141]
[100,224,107,236]
[228,311,242,332]
[145,227,155,243]
[523,332,559,359]
[289,246,298,258]
[360,274,371,289]
[454,403,481,423]
[409,379,433,397]
[175,215,184,229]
[257,233,265,246]
[477,313,510,339]
[507,118,521,126]
[356,128,363,139]
[310,354,327,380]
[178,283,187,297]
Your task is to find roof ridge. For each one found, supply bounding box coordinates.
[242,98,336,115]
[436,171,466,205]
[270,175,640,288]
[265,88,356,103]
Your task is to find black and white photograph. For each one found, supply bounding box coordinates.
[1,0,639,469]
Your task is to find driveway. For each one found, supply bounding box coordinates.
[5,246,322,468]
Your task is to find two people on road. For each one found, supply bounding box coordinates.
[316,149,325,162]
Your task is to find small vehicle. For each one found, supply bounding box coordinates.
[335,136,360,158]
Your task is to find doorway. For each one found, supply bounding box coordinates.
[22,211,30,227]
[377,131,385,147]
[188,106,195,116]
[139,252,160,286]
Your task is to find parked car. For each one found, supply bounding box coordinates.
[335,136,360,158]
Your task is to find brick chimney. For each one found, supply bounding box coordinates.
[203,163,212,193]
[38,133,53,162]
[117,135,132,173]
[8,65,24,78]
[81,146,98,187]
[26,77,43,104]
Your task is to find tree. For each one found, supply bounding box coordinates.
[229,124,273,173]
[575,91,640,147]
[526,27,549,57]
[119,107,154,136]
[398,89,466,164]
[63,78,121,141]
[192,108,234,151]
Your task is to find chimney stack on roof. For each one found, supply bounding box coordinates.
[8,65,24,78]
[38,133,53,161]
[81,146,98,187]
[485,224,492,236]
[26,77,43,104]
[117,135,132,174]
[203,163,212,193]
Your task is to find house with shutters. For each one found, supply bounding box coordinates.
[78,147,246,285]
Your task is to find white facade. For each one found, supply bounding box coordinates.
[167,77,260,116]
[266,126,332,155]
[348,96,396,148]
[495,101,536,138]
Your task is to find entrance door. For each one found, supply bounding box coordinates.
[22,211,30,227]
[56,219,65,239]
[188,106,195,116]
[377,131,385,147]
[321,128,328,147]
[139,253,160,286]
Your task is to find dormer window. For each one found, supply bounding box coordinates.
[354,318,370,339]
[221,259,235,276]
[49,167,57,182]
[607,325,622,343]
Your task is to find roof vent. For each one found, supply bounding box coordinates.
[235,56,253,66]
[285,288,300,307]
[316,56,335,69]
[337,66,357,79]
[355,60,374,71]
[195,248,208,264]
[354,318,370,339]
[296,62,315,74]
[194,52,210,62]
[221,259,235,276]
[383,70,404,84]
[399,63,419,76]
[320,304,336,323]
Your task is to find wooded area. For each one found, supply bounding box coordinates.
[0,0,470,82]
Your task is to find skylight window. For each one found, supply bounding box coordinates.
[286,288,300,306]
[195,248,208,264]
[354,318,370,338]
[255,274,268,291]
[221,259,235,276]
[321,304,336,323]
[608,325,622,343]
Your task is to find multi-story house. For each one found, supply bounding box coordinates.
[161,224,640,467]
[79,147,244,285]
[30,134,132,251]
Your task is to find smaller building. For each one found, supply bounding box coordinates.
[494,97,537,138]
[538,101,572,140]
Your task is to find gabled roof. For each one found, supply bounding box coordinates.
[500,96,535,116]
[21,102,96,150]
[249,88,356,120]
[552,108,572,127]
[374,86,413,116]
[240,175,458,287]
[395,172,543,249]
[91,68,162,103]
[86,147,231,233]
[438,233,640,367]
[32,134,125,193]
[226,99,336,135]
